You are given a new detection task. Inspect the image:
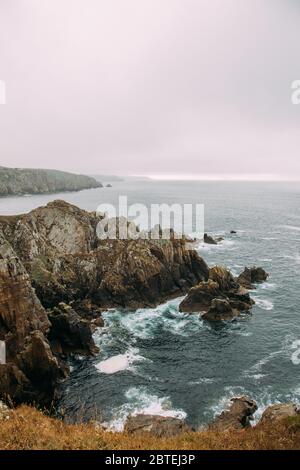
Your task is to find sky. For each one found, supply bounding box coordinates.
[0,0,300,179]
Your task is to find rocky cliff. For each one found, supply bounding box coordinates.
[0,167,102,196]
[0,200,209,405]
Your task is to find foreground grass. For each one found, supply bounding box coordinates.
[0,406,299,450]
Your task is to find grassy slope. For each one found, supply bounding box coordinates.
[0,406,299,450]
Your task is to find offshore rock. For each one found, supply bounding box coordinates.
[209,396,258,431]
[236,267,269,289]
[179,266,254,320]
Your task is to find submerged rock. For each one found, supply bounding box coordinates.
[209,396,258,431]
[237,267,269,289]
[259,403,300,424]
[124,414,191,437]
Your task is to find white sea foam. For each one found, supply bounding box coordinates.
[253,298,274,311]
[261,237,278,241]
[188,378,217,385]
[95,348,145,374]
[197,239,236,254]
[258,282,276,291]
[280,225,300,232]
[102,386,187,431]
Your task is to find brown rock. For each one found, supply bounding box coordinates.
[179,265,254,318]
[124,414,191,437]
[209,396,258,431]
[259,403,300,424]
[48,302,98,355]
[237,267,269,289]
[0,201,209,309]
[202,298,239,321]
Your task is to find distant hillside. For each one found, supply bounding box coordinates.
[0,167,102,196]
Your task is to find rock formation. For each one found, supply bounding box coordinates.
[48,303,98,355]
[0,200,209,310]
[0,200,209,405]
[236,267,269,289]
[259,403,300,424]
[124,414,190,437]
[0,166,102,196]
[209,396,258,431]
[0,230,64,404]
[179,266,255,320]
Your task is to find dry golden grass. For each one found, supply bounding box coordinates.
[0,405,299,450]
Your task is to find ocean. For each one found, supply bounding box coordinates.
[1,180,300,429]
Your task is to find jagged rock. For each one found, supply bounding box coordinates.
[179,265,253,319]
[202,298,238,321]
[236,267,269,289]
[0,201,209,309]
[0,201,210,405]
[17,331,65,402]
[179,280,223,313]
[0,231,67,404]
[209,396,258,431]
[48,303,98,355]
[204,233,217,245]
[0,363,30,403]
[124,414,191,437]
[259,403,300,424]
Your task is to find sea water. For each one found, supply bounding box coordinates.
[1,180,300,429]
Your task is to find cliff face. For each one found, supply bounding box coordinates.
[0,167,102,196]
[0,231,63,404]
[0,200,209,309]
[0,200,209,404]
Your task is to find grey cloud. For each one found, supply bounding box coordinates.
[0,0,299,178]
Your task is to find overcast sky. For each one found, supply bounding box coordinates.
[0,0,299,179]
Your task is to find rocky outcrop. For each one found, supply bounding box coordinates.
[209,396,257,431]
[204,233,217,245]
[0,200,209,309]
[0,201,210,405]
[202,298,237,321]
[259,403,300,424]
[48,303,98,355]
[203,233,223,245]
[236,267,269,289]
[124,414,191,437]
[0,231,64,404]
[0,166,102,196]
[179,266,255,320]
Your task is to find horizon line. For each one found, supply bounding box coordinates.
[130,173,300,182]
